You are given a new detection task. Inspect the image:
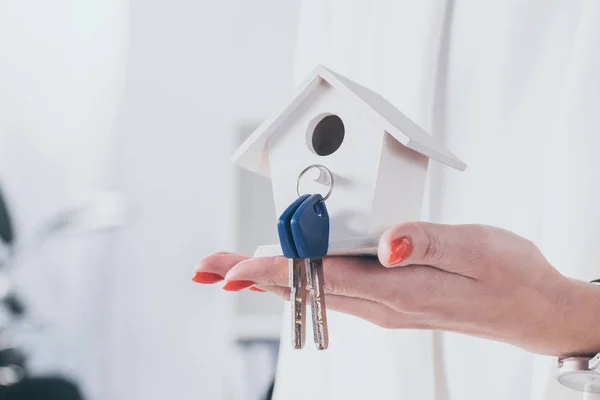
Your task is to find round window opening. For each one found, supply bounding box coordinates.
[310,114,345,156]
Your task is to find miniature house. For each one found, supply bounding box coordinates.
[232,65,466,256]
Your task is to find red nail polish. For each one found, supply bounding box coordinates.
[388,237,412,265]
[192,272,224,284]
[249,287,265,293]
[222,280,255,291]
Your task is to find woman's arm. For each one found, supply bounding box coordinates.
[193,222,600,357]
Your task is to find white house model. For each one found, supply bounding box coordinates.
[232,65,466,257]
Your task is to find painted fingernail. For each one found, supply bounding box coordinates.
[249,287,265,293]
[192,272,224,284]
[388,237,412,265]
[222,280,255,291]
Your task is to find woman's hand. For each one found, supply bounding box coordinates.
[193,222,600,357]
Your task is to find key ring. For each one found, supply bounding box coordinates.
[296,164,334,202]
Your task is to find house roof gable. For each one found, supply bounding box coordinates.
[231,65,466,177]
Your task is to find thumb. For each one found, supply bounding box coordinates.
[377,222,491,278]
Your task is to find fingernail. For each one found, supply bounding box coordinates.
[192,272,224,284]
[249,287,265,293]
[388,237,412,265]
[222,280,255,291]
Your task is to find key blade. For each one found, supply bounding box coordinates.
[289,258,306,349]
[305,258,329,350]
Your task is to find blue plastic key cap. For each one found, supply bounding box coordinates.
[277,194,310,258]
[290,194,330,259]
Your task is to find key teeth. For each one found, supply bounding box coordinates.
[290,258,307,350]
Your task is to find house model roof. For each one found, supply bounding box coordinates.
[232,65,467,176]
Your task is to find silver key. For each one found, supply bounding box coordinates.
[305,258,328,350]
[289,258,307,349]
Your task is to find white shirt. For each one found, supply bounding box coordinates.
[273,1,600,399]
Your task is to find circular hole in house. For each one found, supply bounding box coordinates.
[309,114,345,156]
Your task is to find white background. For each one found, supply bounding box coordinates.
[0,1,300,399]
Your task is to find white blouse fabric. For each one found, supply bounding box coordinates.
[272,0,600,399]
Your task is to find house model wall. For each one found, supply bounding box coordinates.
[232,65,466,256]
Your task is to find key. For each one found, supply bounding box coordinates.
[291,193,330,350]
[277,194,310,349]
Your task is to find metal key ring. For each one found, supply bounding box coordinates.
[296,164,334,202]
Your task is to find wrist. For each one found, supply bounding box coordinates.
[553,277,600,358]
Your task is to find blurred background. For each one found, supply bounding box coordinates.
[0,1,300,399]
